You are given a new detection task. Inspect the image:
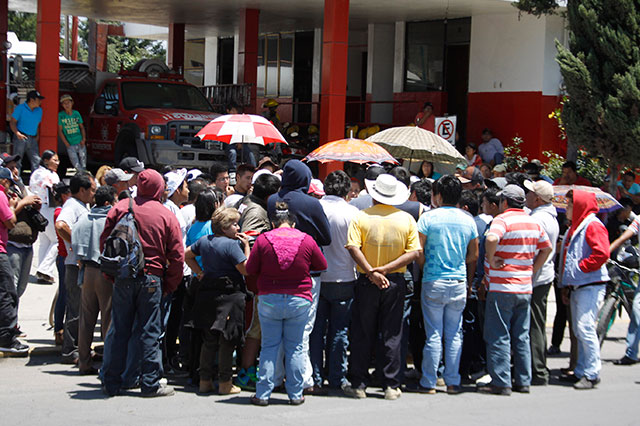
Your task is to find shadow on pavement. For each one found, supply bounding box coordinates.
[68,388,111,400]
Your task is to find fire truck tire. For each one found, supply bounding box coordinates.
[114,132,140,164]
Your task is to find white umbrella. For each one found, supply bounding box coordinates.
[366,126,465,164]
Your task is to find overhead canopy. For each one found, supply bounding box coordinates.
[9,0,519,37]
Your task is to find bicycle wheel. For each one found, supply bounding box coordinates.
[596,296,618,347]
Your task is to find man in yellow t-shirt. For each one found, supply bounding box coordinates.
[344,174,421,401]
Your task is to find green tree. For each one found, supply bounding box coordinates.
[8,11,37,42]
[515,0,640,192]
[106,35,165,73]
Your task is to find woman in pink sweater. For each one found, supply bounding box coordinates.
[246,202,326,406]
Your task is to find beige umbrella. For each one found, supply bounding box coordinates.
[365,126,466,165]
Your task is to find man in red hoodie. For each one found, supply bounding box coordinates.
[559,190,610,390]
[100,169,184,398]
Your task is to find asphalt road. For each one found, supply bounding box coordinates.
[1,329,638,426]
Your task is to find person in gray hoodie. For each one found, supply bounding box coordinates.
[524,180,559,386]
[72,185,116,375]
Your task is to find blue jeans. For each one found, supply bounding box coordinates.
[256,293,311,401]
[273,274,320,388]
[66,143,87,171]
[224,143,256,171]
[420,279,466,388]
[102,274,163,395]
[626,283,640,360]
[7,244,33,299]
[13,134,40,172]
[484,292,532,388]
[309,281,354,388]
[571,284,605,380]
[101,316,142,389]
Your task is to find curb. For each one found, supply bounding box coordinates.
[0,345,61,359]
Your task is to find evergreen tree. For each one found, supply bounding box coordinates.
[515,0,640,186]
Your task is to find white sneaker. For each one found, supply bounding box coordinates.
[384,387,402,400]
[343,385,367,399]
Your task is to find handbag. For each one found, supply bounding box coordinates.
[23,205,48,233]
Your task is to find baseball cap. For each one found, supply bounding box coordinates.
[186,169,203,182]
[0,167,17,184]
[26,90,45,101]
[468,167,484,185]
[104,168,133,186]
[59,94,73,103]
[524,179,554,203]
[308,179,325,197]
[493,164,507,174]
[165,168,187,197]
[119,157,145,173]
[0,152,20,166]
[498,184,526,204]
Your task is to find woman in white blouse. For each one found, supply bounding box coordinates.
[29,150,61,283]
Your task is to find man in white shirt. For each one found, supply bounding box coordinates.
[524,180,559,386]
[309,170,359,393]
[55,171,95,364]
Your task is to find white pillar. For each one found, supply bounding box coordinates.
[312,28,323,97]
[367,23,395,124]
[393,21,405,94]
[204,36,218,86]
[233,32,239,84]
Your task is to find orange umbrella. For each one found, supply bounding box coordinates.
[303,138,398,164]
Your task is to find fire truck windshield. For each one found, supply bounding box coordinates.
[121,82,214,112]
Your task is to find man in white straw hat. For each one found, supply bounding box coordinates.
[344,174,422,401]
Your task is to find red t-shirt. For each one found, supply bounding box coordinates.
[553,176,592,186]
[54,207,67,257]
[415,112,435,132]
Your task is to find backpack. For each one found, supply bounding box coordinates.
[99,197,145,280]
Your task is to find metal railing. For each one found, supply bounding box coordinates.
[200,84,253,111]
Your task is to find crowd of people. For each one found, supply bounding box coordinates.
[0,126,639,404]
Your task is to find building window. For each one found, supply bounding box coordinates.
[404,18,470,92]
[257,32,295,98]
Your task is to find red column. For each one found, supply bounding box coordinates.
[237,9,259,114]
[70,16,79,61]
[168,23,185,72]
[35,0,61,154]
[319,0,349,179]
[0,0,7,144]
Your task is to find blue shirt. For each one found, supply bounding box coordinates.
[12,102,43,136]
[417,206,478,282]
[186,220,212,271]
[617,181,640,195]
[190,234,246,281]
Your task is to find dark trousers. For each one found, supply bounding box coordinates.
[0,253,18,345]
[530,283,551,382]
[551,284,568,348]
[62,265,81,358]
[349,273,406,390]
[102,274,163,395]
[163,278,187,367]
[199,328,235,382]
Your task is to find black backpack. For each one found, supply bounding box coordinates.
[99,197,145,280]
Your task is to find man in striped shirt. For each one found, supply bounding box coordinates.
[479,185,552,395]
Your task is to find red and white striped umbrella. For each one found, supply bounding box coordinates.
[196,114,288,146]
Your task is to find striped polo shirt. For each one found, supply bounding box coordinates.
[486,209,551,294]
